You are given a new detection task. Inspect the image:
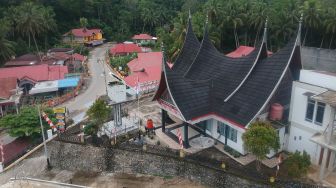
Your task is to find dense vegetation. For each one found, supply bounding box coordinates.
[1,0,336,65]
[0,106,56,139]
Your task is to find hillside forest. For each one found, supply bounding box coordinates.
[1,0,336,65]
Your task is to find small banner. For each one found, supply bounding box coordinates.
[53,107,66,133]
[42,112,57,132]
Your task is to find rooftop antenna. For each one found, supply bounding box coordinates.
[188,9,191,19]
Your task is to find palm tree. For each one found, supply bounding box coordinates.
[324,8,336,48]
[220,1,244,48]
[249,1,269,46]
[80,17,88,28]
[301,0,321,45]
[0,20,15,64]
[205,0,222,24]
[14,2,55,50]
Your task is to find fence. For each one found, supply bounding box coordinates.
[44,77,84,107]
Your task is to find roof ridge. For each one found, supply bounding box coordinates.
[224,18,269,102]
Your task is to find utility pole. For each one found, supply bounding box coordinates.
[38,105,51,168]
[99,58,108,96]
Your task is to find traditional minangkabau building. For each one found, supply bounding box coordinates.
[153,14,302,156]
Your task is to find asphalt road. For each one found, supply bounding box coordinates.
[61,44,117,122]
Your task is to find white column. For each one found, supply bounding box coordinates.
[328,151,336,171]
[0,106,3,117]
[328,107,335,144]
[319,147,329,181]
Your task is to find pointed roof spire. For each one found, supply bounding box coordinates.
[296,13,303,46]
[161,42,166,72]
[262,18,268,43]
[189,9,191,19]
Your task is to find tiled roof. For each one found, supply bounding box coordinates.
[124,52,162,87]
[64,28,102,37]
[48,48,73,53]
[132,33,155,40]
[110,43,142,55]
[154,17,302,127]
[171,19,201,74]
[0,64,68,82]
[71,53,86,62]
[0,77,17,99]
[226,45,273,58]
[4,52,72,67]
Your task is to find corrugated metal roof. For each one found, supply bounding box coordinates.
[58,77,80,88]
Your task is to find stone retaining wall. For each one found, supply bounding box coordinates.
[49,141,322,188]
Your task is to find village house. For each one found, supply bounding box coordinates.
[4,51,86,74]
[132,33,157,46]
[109,43,142,56]
[0,77,22,117]
[62,28,104,46]
[0,64,68,94]
[124,52,163,93]
[286,46,336,181]
[153,15,302,158]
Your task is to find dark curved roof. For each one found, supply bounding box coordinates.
[171,18,201,74]
[154,18,301,127]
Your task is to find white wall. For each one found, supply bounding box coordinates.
[289,81,331,132]
[287,79,334,164]
[300,70,336,90]
[287,123,319,164]
[206,119,246,155]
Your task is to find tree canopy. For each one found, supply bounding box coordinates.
[0,106,56,138]
[86,98,111,135]
[1,0,336,65]
[242,121,280,171]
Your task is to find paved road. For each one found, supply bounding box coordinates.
[61,44,117,122]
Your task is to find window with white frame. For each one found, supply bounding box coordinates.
[305,99,315,122]
[305,98,325,126]
[315,102,325,125]
[216,121,237,142]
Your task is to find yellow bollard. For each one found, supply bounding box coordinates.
[179,149,185,158]
[221,162,226,169]
[269,176,275,183]
[142,144,147,151]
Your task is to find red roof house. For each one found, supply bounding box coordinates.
[226,45,273,58]
[0,64,68,83]
[63,28,104,46]
[71,53,86,62]
[124,52,162,92]
[0,77,18,100]
[132,34,155,40]
[110,43,142,56]
[132,34,157,45]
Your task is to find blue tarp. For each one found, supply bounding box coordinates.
[58,77,80,88]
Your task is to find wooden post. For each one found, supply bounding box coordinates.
[184,123,190,148]
[161,109,166,132]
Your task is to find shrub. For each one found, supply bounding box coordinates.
[83,122,96,136]
[224,145,241,158]
[285,151,311,178]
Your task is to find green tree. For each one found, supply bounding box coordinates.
[0,106,55,138]
[86,98,111,135]
[80,17,88,28]
[0,19,15,65]
[285,151,311,178]
[324,8,336,48]
[242,121,280,171]
[14,2,56,49]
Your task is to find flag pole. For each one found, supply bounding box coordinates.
[137,76,140,132]
[38,105,51,168]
